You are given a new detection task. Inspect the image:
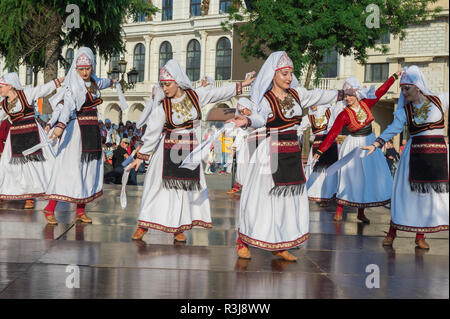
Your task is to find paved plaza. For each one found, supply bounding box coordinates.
[0,174,448,299]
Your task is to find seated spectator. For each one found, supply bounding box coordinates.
[104,138,137,185]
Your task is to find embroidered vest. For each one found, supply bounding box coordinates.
[162,89,200,132]
[343,101,374,133]
[1,90,35,123]
[264,88,302,131]
[404,95,444,135]
[309,109,331,134]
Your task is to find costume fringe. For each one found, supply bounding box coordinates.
[410,182,449,194]
[269,183,305,197]
[312,165,328,173]
[81,152,102,163]
[162,178,202,191]
[9,153,46,165]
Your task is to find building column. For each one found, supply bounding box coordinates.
[392,103,401,150]
[199,31,208,78]
[144,35,153,82]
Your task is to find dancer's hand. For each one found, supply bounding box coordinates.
[242,71,256,87]
[128,158,142,172]
[50,127,64,139]
[44,124,51,134]
[313,153,321,161]
[227,115,248,128]
[395,70,402,78]
[361,145,376,156]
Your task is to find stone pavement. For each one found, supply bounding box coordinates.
[0,174,448,299]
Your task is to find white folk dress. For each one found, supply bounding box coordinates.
[378,92,449,233]
[298,103,344,202]
[239,87,340,251]
[136,84,240,233]
[45,78,111,203]
[232,128,249,186]
[0,81,58,200]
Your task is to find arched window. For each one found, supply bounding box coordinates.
[215,37,232,80]
[133,43,145,82]
[162,0,173,21]
[65,48,74,74]
[186,39,201,82]
[109,52,121,71]
[159,41,173,70]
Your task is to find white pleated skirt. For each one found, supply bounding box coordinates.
[137,133,212,233]
[335,133,392,207]
[238,137,310,251]
[305,142,338,202]
[0,122,55,200]
[45,119,103,203]
[235,142,250,185]
[390,137,449,233]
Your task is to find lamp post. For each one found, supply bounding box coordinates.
[107,57,139,91]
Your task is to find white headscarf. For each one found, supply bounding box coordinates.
[0,72,23,90]
[136,85,164,129]
[250,51,300,109]
[342,77,376,101]
[49,47,97,112]
[398,65,435,109]
[160,59,193,90]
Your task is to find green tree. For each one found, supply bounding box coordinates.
[225,0,441,155]
[0,0,158,113]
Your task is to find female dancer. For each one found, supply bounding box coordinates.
[0,72,63,209]
[298,102,345,205]
[230,51,344,261]
[313,73,401,223]
[43,47,115,224]
[128,59,254,241]
[362,66,448,249]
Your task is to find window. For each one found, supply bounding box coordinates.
[162,0,173,21]
[190,0,201,16]
[65,48,74,74]
[135,12,146,22]
[109,52,121,71]
[215,37,232,80]
[26,66,33,86]
[318,49,338,78]
[375,32,390,44]
[186,39,201,81]
[219,0,231,14]
[365,63,389,82]
[159,41,173,70]
[133,43,145,82]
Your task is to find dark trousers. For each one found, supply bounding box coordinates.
[105,166,137,185]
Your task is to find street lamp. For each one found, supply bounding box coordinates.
[107,57,137,91]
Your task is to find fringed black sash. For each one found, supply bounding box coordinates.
[409,135,449,193]
[9,117,44,164]
[77,108,102,162]
[311,135,338,172]
[350,123,373,136]
[269,130,306,196]
[162,132,201,191]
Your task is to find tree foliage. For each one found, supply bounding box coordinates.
[225,0,441,85]
[0,0,158,71]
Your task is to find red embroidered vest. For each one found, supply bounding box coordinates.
[343,101,374,132]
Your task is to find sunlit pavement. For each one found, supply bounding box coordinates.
[0,175,448,299]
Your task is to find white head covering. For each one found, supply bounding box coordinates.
[159,59,193,90]
[342,77,376,101]
[136,85,165,129]
[250,51,299,109]
[0,72,23,90]
[398,65,434,109]
[49,47,98,112]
